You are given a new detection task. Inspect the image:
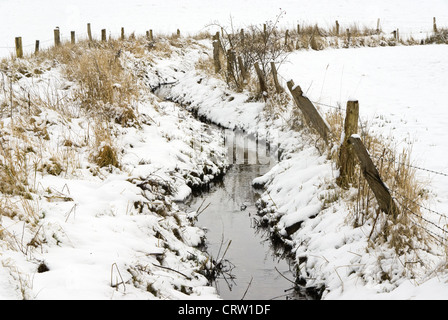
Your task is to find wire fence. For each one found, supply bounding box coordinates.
[307,97,448,246]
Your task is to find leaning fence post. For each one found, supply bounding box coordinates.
[287,80,331,142]
[348,135,400,219]
[15,37,23,58]
[337,100,359,187]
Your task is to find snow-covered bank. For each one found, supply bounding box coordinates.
[0,40,229,299]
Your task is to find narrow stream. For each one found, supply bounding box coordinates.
[182,128,303,300]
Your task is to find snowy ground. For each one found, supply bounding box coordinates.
[1,0,448,301]
[150,40,448,299]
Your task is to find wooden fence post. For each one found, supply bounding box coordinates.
[177,29,181,37]
[15,37,23,58]
[87,23,92,41]
[270,62,283,93]
[348,135,400,219]
[149,29,154,41]
[212,33,221,73]
[297,24,300,35]
[35,40,39,54]
[284,29,289,46]
[346,28,351,45]
[238,56,248,83]
[101,29,107,42]
[287,80,331,142]
[376,18,381,34]
[335,20,340,36]
[54,28,61,46]
[121,27,125,40]
[433,17,438,33]
[254,62,268,96]
[337,100,359,187]
[71,31,76,44]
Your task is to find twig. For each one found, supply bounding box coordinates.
[151,263,192,280]
[241,276,253,300]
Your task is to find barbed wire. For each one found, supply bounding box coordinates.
[393,195,448,245]
[304,98,448,179]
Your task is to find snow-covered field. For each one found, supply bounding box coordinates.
[1,0,447,57]
[1,0,448,301]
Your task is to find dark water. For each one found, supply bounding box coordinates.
[183,129,303,300]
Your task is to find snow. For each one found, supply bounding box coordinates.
[1,0,448,57]
[1,0,448,301]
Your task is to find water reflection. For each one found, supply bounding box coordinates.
[183,129,305,300]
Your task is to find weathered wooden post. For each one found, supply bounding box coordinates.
[310,30,319,50]
[297,24,300,35]
[226,49,237,84]
[335,20,340,36]
[54,28,61,46]
[270,62,283,94]
[433,17,438,33]
[146,30,150,40]
[71,31,76,44]
[287,80,331,142]
[212,33,221,73]
[87,23,92,41]
[254,62,268,96]
[348,135,400,219]
[149,29,154,41]
[238,56,248,83]
[396,28,399,41]
[346,28,351,45]
[35,40,40,54]
[15,37,23,58]
[177,29,181,37]
[263,23,267,41]
[284,29,289,46]
[376,18,381,34]
[101,29,107,42]
[337,101,359,188]
[121,27,125,40]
